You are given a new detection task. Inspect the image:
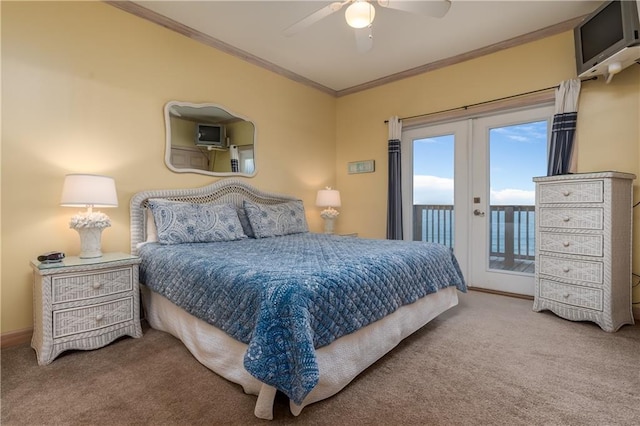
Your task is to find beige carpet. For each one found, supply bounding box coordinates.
[2,291,639,425]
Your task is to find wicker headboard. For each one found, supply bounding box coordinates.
[129,178,299,255]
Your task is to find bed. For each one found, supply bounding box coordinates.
[130,179,466,419]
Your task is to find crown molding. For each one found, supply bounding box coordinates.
[336,16,584,97]
[105,1,337,97]
[106,1,583,98]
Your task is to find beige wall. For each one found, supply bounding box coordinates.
[2,2,639,335]
[578,66,640,305]
[335,32,640,302]
[1,2,336,334]
[335,33,579,238]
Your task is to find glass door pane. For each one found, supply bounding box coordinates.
[471,105,553,296]
[412,134,455,248]
[402,120,469,279]
[488,121,547,273]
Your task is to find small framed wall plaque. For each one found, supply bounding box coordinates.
[348,160,375,174]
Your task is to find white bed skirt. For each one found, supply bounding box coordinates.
[141,285,459,419]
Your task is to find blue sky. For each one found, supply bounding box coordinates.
[413,120,548,205]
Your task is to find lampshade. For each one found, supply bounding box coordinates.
[345,1,376,29]
[316,188,342,208]
[60,174,118,208]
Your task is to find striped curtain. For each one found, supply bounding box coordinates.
[230,145,239,173]
[547,79,581,176]
[387,116,403,240]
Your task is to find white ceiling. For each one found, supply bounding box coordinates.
[130,1,603,93]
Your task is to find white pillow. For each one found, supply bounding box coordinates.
[146,207,158,243]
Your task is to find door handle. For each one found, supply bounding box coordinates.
[473,209,485,217]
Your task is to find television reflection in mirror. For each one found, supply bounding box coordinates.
[196,123,227,149]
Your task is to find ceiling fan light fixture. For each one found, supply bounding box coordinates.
[345,1,375,29]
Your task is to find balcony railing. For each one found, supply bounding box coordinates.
[413,204,536,270]
[413,205,455,247]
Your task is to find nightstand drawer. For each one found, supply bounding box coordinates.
[538,208,603,230]
[538,181,603,204]
[52,267,133,304]
[538,255,603,285]
[53,297,134,338]
[539,280,603,311]
[539,232,603,257]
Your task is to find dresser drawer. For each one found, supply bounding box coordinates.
[539,232,603,257]
[538,208,603,230]
[538,181,603,204]
[539,280,603,311]
[53,297,134,338]
[52,267,133,304]
[538,255,603,285]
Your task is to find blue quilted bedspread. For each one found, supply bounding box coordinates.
[138,233,466,404]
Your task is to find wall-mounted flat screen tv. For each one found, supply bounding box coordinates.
[574,0,640,77]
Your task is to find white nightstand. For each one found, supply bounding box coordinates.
[30,252,143,365]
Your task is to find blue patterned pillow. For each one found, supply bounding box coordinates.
[147,199,247,244]
[243,200,308,238]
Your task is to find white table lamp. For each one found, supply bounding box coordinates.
[60,174,118,258]
[316,187,341,234]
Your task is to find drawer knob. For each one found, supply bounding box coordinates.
[563,216,571,222]
[95,314,104,321]
[92,282,102,290]
[563,190,571,197]
[563,266,570,273]
[563,293,570,299]
[563,241,570,247]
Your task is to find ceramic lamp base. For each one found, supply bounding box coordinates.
[75,227,105,258]
[323,217,336,234]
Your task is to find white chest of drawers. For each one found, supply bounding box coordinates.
[532,172,635,332]
[31,252,143,365]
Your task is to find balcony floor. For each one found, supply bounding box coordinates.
[489,257,535,274]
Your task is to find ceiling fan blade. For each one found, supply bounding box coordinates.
[377,0,451,18]
[354,26,373,53]
[283,1,349,37]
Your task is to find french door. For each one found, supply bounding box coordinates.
[402,105,553,296]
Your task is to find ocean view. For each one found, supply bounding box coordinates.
[415,206,536,257]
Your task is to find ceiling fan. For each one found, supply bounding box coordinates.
[283,0,452,53]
